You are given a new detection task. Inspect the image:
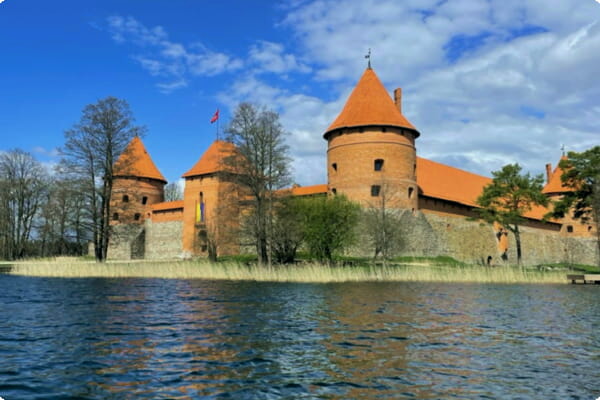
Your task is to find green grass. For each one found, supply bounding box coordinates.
[4,259,571,284]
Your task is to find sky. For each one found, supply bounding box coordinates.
[1,0,599,187]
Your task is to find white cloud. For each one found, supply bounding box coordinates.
[270,0,600,182]
[105,2,600,185]
[248,41,311,75]
[106,16,243,91]
[156,79,188,94]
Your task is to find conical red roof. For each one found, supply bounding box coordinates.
[542,156,570,194]
[113,136,166,183]
[182,140,237,178]
[324,68,418,138]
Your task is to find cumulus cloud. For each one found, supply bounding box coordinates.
[105,1,600,184]
[248,41,311,75]
[106,16,243,92]
[270,0,600,182]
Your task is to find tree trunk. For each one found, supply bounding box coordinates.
[513,225,522,265]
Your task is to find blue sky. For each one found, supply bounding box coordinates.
[1,0,599,186]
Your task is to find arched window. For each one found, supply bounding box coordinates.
[332,163,337,172]
[113,213,119,221]
[566,225,573,233]
[122,195,129,202]
[408,187,414,199]
[332,188,337,195]
[374,159,384,171]
[142,196,148,205]
[134,213,141,221]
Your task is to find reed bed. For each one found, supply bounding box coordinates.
[5,259,568,284]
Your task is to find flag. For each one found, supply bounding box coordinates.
[210,109,219,123]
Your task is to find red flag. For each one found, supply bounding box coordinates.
[210,109,219,123]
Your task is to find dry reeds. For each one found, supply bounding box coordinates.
[5,259,568,284]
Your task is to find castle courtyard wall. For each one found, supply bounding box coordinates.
[107,225,145,260]
[144,219,184,260]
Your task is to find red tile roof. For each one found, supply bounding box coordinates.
[417,157,490,208]
[542,156,570,194]
[151,200,184,211]
[325,68,418,137]
[417,157,553,221]
[113,136,166,183]
[182,140,236,178]
[291,184,328,196]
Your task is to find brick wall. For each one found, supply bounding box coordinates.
[110,177,164,225]
[327,126,418,210]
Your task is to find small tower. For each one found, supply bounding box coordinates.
[111,136,166,225]
[324,67,420,210]
[181,140,239,256]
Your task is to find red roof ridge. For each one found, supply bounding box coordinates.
[113,136,166,183]
[324,68,418,137]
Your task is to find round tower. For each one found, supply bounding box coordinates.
[111,136,166,225]
[324,67,420,210]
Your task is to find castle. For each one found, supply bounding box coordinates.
[108,67,598,265]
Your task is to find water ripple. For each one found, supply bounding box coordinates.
[0,278,598,399]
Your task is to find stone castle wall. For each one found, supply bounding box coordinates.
[144,219,184,260]
[354,210,599,266]
[107,224,145,260]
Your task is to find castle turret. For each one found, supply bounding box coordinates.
[324,67,420,210]
[111,136,166,225]
[181,140,239,256]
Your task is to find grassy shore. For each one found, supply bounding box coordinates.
[2,258,572,284]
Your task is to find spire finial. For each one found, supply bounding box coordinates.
[561,144,566,156]
[365,48,371,69]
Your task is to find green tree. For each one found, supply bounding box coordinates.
[476,163,548,265]
[300,195,360,264]
[61,97,144,262]
[551,146,600,264]
[224,103,291,266]
[271,196,305,264]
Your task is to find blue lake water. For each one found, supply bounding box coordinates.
[0,276,598,399]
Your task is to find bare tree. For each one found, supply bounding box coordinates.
[164,181,183,202]
[0,149,48,260]
[37,175,89,257]
[61,97,144,262]
[224,103,291,266]
[363,181,403,266]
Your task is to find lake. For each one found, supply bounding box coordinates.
[0,276,598,399]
